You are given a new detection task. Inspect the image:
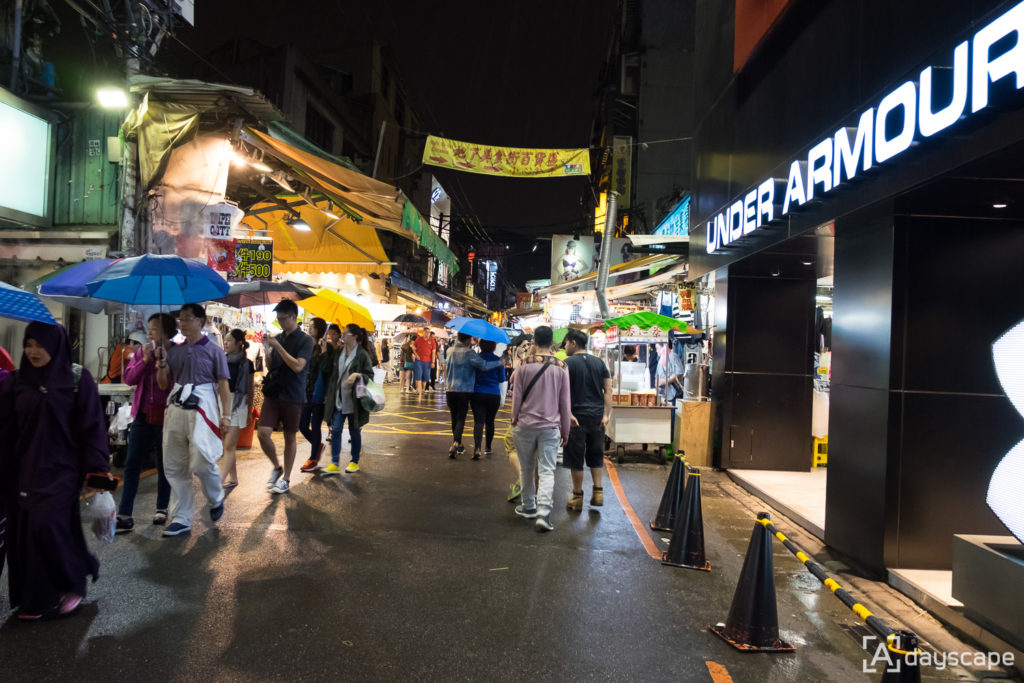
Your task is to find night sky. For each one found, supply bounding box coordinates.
[43,0,619,284]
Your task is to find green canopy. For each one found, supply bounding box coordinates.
[552,327,570,345]
[604,311,687,333]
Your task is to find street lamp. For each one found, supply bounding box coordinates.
[96,87,129,109]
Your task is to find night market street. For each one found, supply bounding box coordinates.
[0,386,1013,682]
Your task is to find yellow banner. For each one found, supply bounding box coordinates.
[422,135,590,178]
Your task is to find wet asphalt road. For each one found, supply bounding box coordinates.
[0,386,1011,682]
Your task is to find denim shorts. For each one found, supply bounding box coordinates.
[414,359,431,382]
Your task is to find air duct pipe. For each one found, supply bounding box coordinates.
[595,190,619,319]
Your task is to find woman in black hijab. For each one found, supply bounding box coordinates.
[0,322,110,620]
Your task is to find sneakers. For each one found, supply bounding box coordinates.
[566,491,584,511]
[449,443,459,459]
[210,499,225,522]
[115,516,134,534]
[345,462,360,473]
[590,487,604,506]
[153,510,167,525]
[299,458,320,473]
[271,479,290,494]
[483,449,492,457]
[163,522,191,536]
[472,449,481,461]
[514,504,538,519]
[507,481,523,503]
[58,594,82,615]
[322,463,341,476]
[266,466,284,490]
[535,515,554,532]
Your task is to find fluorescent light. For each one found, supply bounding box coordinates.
[289,219,311,232]
[96,87,129,108]
[993,203,1008,209]
[250,161,273,173]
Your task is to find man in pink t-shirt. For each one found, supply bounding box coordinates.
[510,325,572,532]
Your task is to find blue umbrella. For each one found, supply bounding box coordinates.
[38,258,121,313]
[0,281,57,324]
[445,316,510,344]
[86,254,230,306]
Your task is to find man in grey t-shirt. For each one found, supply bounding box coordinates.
[258,299,314,494]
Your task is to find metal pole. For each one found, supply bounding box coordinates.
[595,190,619,319]
[10,0,23,93]
[371,120,387,179]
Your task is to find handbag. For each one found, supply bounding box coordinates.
[261,367,283,398]
[356,376,386,413]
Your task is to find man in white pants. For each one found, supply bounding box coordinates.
[156,303,231,536]
[510,325,572,532]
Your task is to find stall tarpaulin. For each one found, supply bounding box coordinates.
[422,135,590,178]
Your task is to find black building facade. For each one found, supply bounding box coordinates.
[689,0,1024,574]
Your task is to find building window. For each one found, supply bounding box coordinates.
[305,105,335,152]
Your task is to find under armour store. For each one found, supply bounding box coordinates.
[687,0,1024,647]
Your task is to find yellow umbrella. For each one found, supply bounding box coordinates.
[297,288,374,330]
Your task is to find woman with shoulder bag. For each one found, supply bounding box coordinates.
[116,313,176,532]
[221,329,255,489]
[322,324,374,474]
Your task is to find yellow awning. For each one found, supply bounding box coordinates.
[242,127,458,271]
[240,199,391,276]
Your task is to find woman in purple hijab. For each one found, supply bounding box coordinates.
[0,322,110,620]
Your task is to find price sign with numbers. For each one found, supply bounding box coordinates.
[230,241,273,282]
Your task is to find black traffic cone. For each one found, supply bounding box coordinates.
[662,466,711,571]
[880,630,922,683]
[709,512,794,652]
[650,452,687,531]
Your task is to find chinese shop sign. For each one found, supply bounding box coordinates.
[230,241,273,282]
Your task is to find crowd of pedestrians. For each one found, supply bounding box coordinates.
[0,307,610,619]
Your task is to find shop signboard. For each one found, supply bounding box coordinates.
[551,235,595,283]
[230,241,273,282]
[606,324,678,344]
[653,196,691,238]
[611,136,632,209]
[702,0,1024,255]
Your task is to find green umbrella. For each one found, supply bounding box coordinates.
[552,327,571,345]
[604,311,687,333]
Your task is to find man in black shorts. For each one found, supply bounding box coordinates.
[258,299,314,494]
[563,329,612,511]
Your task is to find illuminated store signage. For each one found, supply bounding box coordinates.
[707,0,1024,253]
[988,319,1024,544]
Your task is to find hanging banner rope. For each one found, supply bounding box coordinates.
[422,135,590,178]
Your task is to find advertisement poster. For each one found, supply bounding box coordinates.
[230,241,273,282]
[551,235,595,284]
[207,239,236,274]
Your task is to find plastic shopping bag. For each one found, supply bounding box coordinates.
[499,381,509,408]
[90,491,116,543]
[357,376,386,413]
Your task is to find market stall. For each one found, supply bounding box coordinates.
[601,312,686,462]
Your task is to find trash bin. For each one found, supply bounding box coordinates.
[238,409,257,449]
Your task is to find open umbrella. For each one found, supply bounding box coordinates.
[36,258,123,313]
[394,313,427,324]
[552,327,571,346]
[509,333,533,347]
[297,288,374,330]
[445,316,510,344]
[86,254,230,306]
[216,280,315,309]
[0,281,57,324]
[429,309,450,324]
[604,311,687,333]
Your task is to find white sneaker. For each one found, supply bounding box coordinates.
[271,479,290,494]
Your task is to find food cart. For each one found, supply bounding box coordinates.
[601,313,686,462]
